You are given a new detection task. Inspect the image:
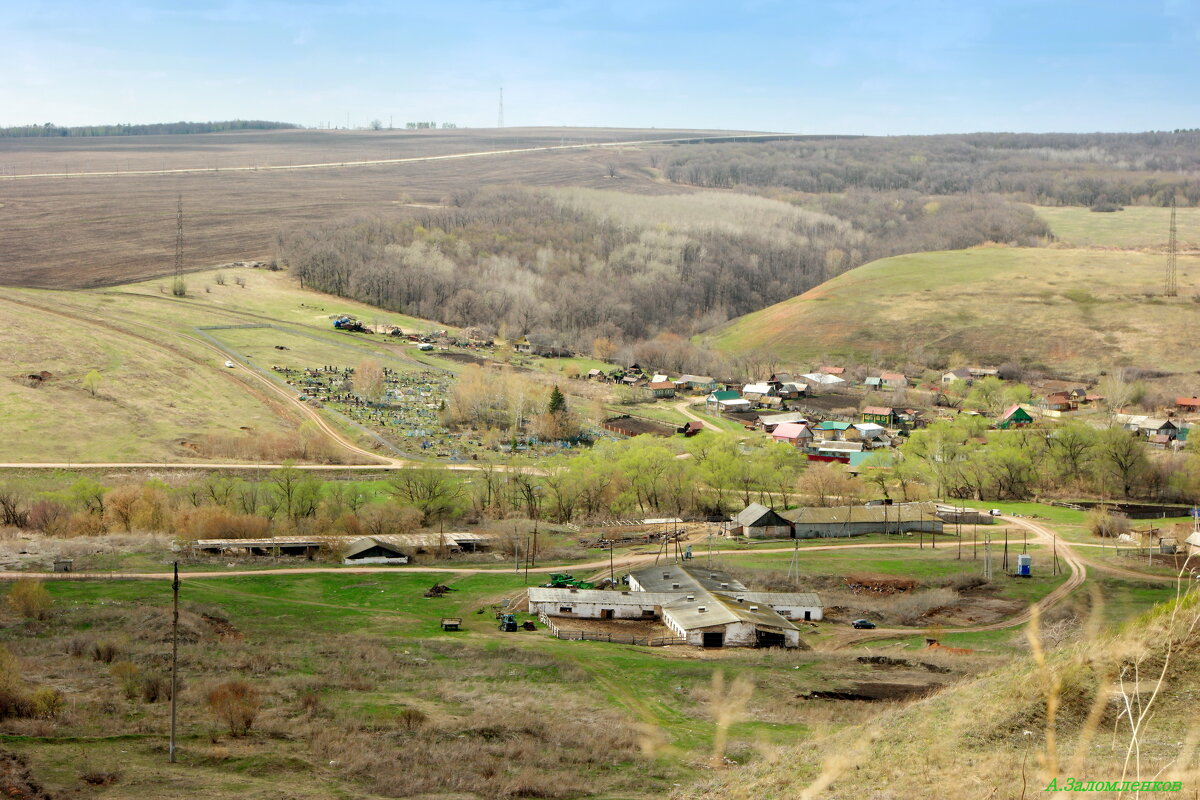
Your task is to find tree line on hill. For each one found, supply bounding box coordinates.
[662,132,1200,207]
[0,120,298,138]
[277,186,1046,360]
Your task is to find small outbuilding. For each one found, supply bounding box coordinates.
[731,503,793,539]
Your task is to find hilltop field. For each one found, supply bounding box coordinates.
[0,266,460,464]
[707,204,1200,374]
[0,127,760,289]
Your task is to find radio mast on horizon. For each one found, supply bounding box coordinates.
[498,87,504,129]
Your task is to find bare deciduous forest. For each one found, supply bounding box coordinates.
[662,131,1200,205]
[278,184,1046,354]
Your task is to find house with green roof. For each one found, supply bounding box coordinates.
[705,389,740,411]
[996,404,1034,429]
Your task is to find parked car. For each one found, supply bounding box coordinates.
[224,360,235,368]
[989,509,1003,516]
[851,619,876,629]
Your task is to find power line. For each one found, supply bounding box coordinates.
[1166,197,1178,297]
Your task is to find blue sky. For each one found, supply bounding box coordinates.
[2,1,1198,134]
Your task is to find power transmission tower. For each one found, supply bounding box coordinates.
[1166,197,1178,297]
[497,87,504,129]
[172,195,186,297]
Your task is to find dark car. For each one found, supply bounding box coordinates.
[851,619,876,629]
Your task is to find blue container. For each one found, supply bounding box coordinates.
[1017,553,1032,576]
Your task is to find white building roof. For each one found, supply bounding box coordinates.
[715,590,823,608]
[801,373,846,385]
[528,588,682,606]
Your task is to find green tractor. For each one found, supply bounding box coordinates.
[542,573,595,590]
[498,613,518,632]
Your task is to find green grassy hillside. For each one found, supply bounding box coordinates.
[1033,204,1200,248]
[706,246,1200,373]
[676,591,1200,799]
[0,267,451,463]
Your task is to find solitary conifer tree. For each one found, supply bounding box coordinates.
[547,385,566,415]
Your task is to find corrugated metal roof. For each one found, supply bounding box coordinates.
[734,503,777,527]
[760,412,808,426]
[663,593,800,631]
[192,536,334,549]
[528,588,682,605]
[772,422,811,439]
[629,564,747,593]
[716,590,822,607]
[369,532,491,548]
[782,503,938,525]
[662,594,742,628]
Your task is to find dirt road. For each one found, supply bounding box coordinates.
[673,401,722,432]
[0,132,798,182]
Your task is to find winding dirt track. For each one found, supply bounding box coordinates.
[673,401,722,432]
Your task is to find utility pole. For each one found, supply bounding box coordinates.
[609,540,615,584]
[172,196,185,297]
[1166,197,1178,297]
[169,562,179,763]
[1003,528,1009,572]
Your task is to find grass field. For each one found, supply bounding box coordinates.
[706,245,1200,373]
[0,570,958,798]
[0,266,462,463]
[1033,204,1200,248]
[0,127,745,289]
[0,298,293,462]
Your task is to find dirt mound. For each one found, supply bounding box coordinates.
[845,573,918,595]
[0,750,51,800]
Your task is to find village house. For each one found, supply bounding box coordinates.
[705,389,740,410]
[942,368,973,384]
[679,375,718,393]
[777,381,808,399]
[861,406,897,426]
[800,372,846,390]
[512,333,572,358]
[852,422,890,447]
[880,372,908,389]
[996,404,1035,429]
[814,420,854,441]
[771,422,814,447]
[757,411,808,432]
[741,382,775,397]
[1177,397,1200,413]
[1138,418,1178,440]
[818,366,845,376]
[647,381,677,399]
[1040,391,1077,412]
[716,397,753,414]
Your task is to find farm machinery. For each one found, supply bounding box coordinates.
[498,613,518,632]
[332,316,371,333]
[541,573,594,590]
